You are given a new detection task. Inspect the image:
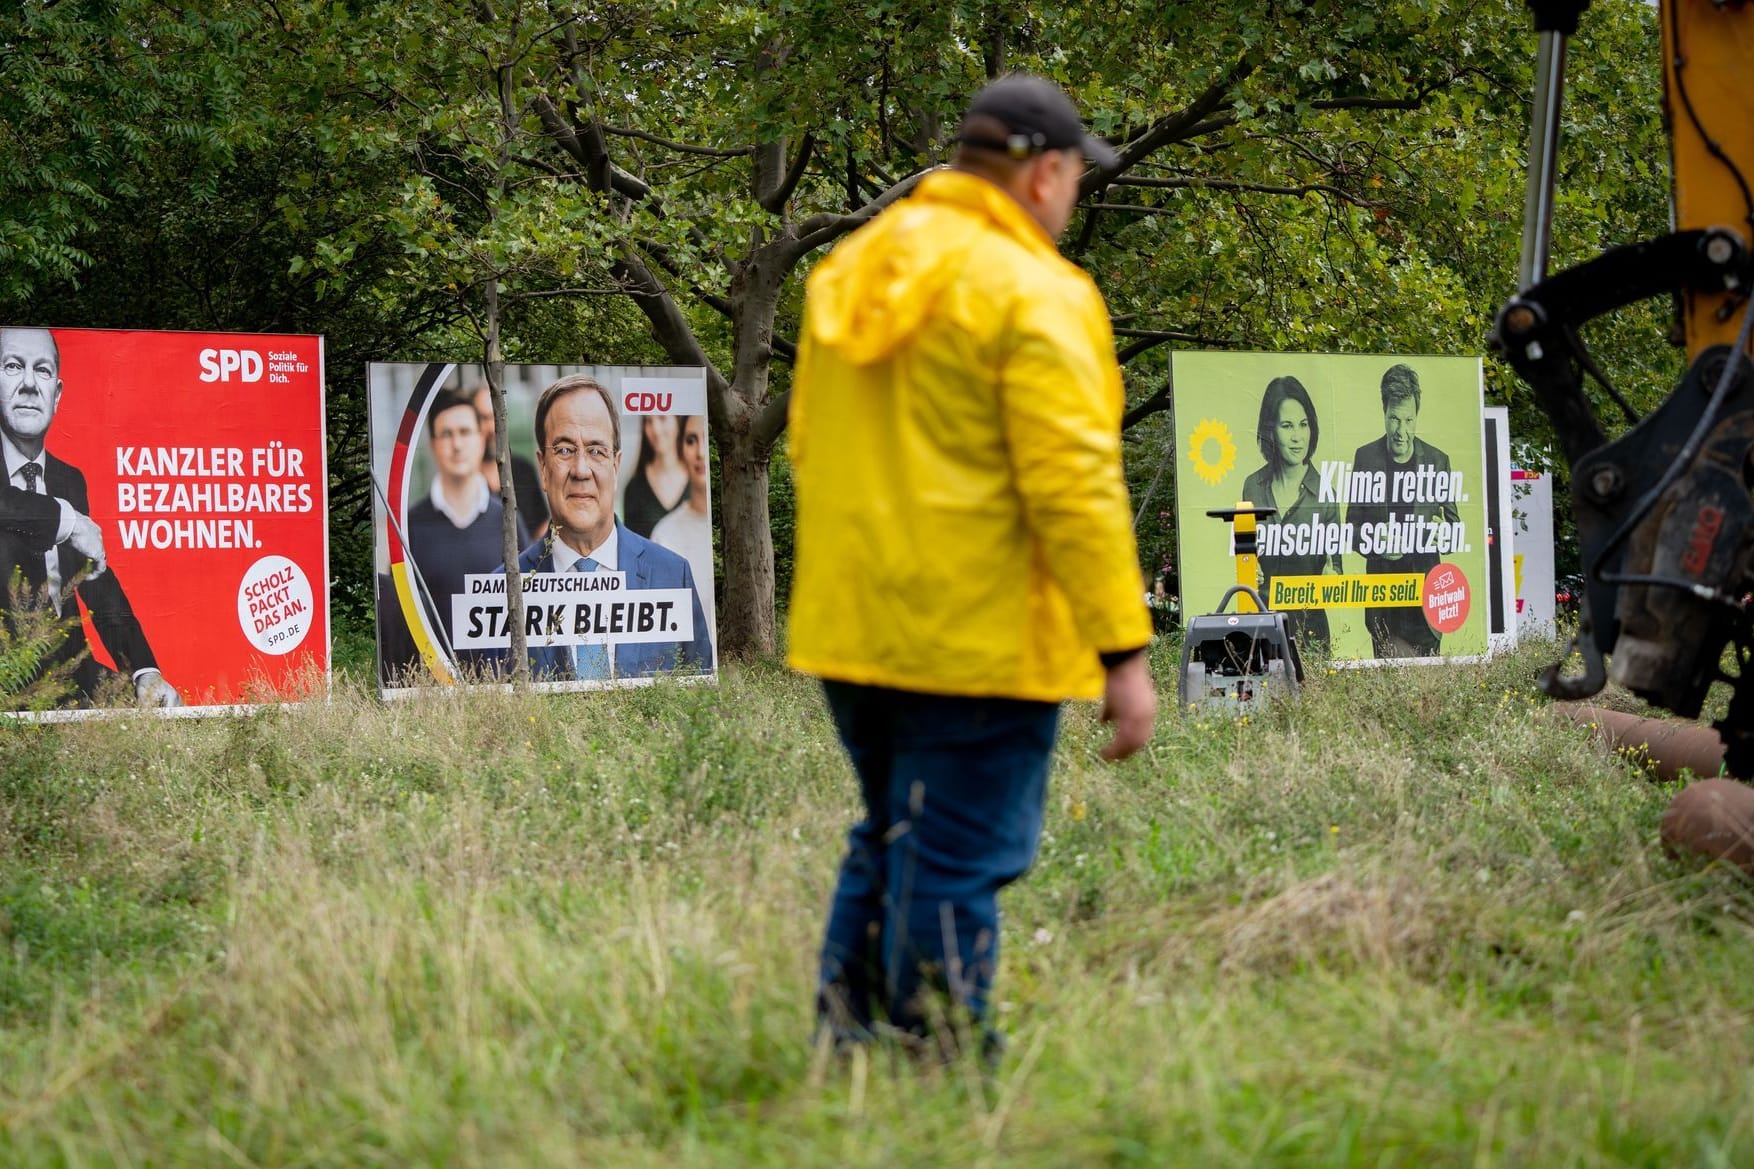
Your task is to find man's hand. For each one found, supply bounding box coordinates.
[66,514,107,575]
[135,669,182,708]
[1098,650,1156,762]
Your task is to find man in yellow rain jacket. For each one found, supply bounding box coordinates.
[789,74,1156,1058]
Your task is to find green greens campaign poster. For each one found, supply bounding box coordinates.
[1171,352,1489,664]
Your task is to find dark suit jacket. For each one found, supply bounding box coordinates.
[1346,434,1459,655]
[1346,435,1459,574]
[0,447,158,702]
[474,521,714,682]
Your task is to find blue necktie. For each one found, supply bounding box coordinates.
[572,556,611,680]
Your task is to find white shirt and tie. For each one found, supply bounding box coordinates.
[1,435,168,698]
[550,526,617,680]
[2,432,76,613]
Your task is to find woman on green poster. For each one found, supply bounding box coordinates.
[1239,375,1340,650]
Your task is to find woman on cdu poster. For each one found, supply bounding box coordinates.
[1238,375,1339,650]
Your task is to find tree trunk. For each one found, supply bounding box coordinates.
[487,55,528,683]
[716,421,776,659]
[483,278,529,684]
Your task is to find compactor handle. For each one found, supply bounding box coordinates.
[1213,585,1270,616]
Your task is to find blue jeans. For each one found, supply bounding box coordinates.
[817,681,1061,1039]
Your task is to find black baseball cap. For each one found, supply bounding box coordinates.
[958,74,1119,169]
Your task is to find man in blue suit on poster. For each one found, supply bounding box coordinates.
[479,373,713,682]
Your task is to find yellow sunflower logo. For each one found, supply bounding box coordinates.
[1186,418,1237,486]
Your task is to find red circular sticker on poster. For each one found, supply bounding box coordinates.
[1423,562,1471,634]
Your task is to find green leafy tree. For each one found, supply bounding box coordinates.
[501,0,1651,654]
[4,0,1675,652]
[0,2,260,301]
[0,2,484,639]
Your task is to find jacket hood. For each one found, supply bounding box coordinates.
[805,170,1055,366]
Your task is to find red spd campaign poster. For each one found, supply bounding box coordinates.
[0,326,327,712]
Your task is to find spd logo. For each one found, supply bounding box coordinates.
[199,348,264,383]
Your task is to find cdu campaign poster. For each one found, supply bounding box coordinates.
[0,326,327,712]
[1171,351,1490,664]
[368,363,716,696]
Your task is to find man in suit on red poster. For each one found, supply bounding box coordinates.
[0,326,180,707]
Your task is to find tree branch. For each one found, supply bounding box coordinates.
[497,9,581,73]
[636,236,798,363]
[1122,378,1178,431]
[1177,115,1238,139]
[530,93,651,199]
[1085,202,1182,216]
[602,123,755,157]
[1177,87,1438,146]
[1107,175,1383,206]
[1071,202,1103,257]
[751,139,786,213]
[1086,49,1261,194]
[752,387,791,448]
[981,8,1005,79]
[506,285,655,300]
[760,130,815,215]
[791,166,933,255]
[612,244,732,428]
[1309,92,1428,113]
[1115,329,1231,363]
[1086,60,1446,204]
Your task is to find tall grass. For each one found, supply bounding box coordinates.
[0,641,1749,1167]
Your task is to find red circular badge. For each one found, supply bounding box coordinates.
[1423,563,1471,634]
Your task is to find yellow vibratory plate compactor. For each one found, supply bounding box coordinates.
[1178,504,1305,716]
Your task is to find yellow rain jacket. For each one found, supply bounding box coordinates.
[786,168,1151,702]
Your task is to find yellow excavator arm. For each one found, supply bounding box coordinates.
[1666,0,1754,357]
[1493,0,1754,777]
